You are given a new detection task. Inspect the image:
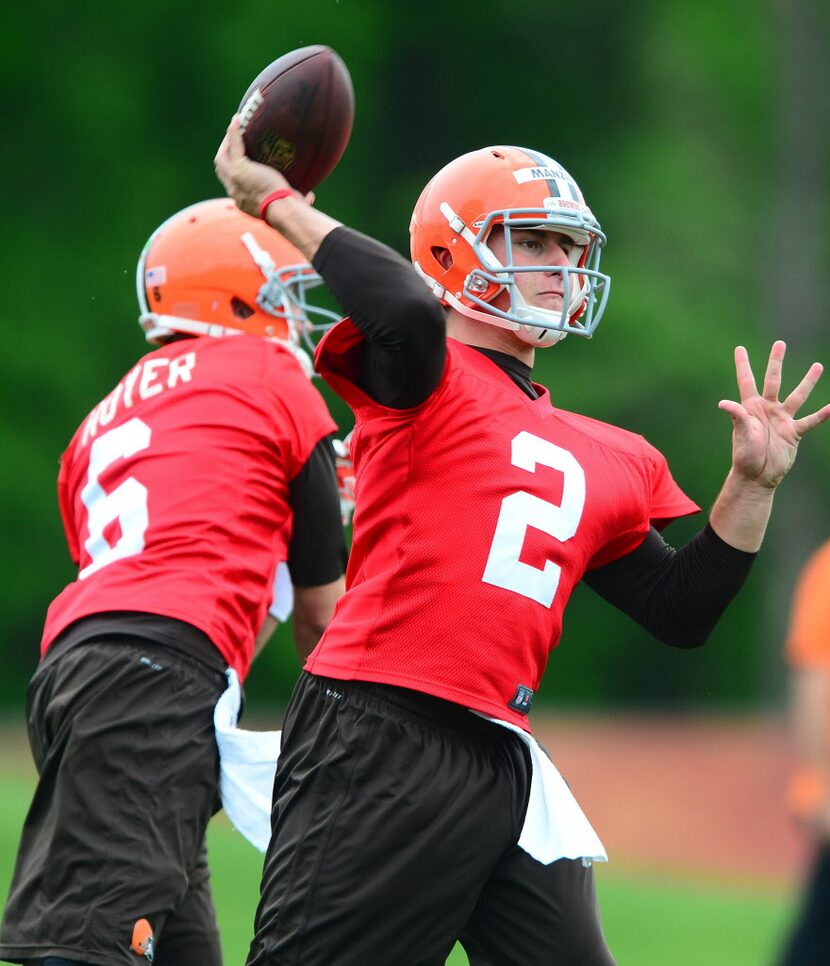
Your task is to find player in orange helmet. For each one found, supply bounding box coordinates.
[137,197,340,353]
[410,144,609,347]
[217,119,830,966]
[0,199,347,966]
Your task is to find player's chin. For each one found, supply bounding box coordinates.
[534,295,564,312]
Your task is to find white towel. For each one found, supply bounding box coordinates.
[476,714,607,865]
[213,669,280,852]
[268,561,294,621]
[213,673,607,864]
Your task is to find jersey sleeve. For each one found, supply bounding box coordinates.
[314,318,372,410]
[643,442,700,529]
[786,541,830,668]
[264,348,338,476]
[586,438,700,570]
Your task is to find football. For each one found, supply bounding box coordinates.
[237,45,354,195]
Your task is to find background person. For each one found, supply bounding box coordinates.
[778,539,830,965]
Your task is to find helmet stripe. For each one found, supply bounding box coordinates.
[518,147,582,202]
[520,147,561,198]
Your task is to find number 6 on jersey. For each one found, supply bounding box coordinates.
[482,431,585,607]
[80,418,152,579]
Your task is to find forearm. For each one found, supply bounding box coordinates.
[261,194,342,263]
[584,525,756,647]
[214,120,446,407]
[253,615,279,659]
[708,469,776,552]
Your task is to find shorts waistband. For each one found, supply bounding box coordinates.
[304,672,511,740]
[43,614,228,679]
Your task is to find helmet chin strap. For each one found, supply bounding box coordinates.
[511,291,569,347]
[445,275,576,349]
[516,323,566,348]
[443,291,567,349]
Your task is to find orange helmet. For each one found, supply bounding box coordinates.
[136,199,339,365]
[410,146,610,347]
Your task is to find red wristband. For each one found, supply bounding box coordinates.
[258,189,295,220]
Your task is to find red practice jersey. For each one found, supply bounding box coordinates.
[43,335,336,679]
[312,326,699,729]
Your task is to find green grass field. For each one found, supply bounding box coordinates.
[0,770,797,964]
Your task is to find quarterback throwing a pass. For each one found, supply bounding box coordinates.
[217,118,830,966]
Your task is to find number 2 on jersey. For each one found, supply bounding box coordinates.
[482,431,585,607]
[79,418,152,579]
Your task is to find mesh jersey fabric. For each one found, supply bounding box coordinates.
[311,325,698,729]
[43,335,336,680]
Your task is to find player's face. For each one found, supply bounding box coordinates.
[487,227,573,313]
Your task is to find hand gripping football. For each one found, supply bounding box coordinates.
[237,45,355,195]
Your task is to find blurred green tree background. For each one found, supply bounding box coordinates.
[2,0,827,713]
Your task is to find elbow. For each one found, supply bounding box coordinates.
[292,577,345,657]
[422,296,448,335]
[291,613,327,663]
[396,290,446,339]
[298,613,330,642]
[292,606,333,651]
[644,602,718,649]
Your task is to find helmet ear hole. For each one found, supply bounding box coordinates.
[231,297,256,319]
[432,246,453,271]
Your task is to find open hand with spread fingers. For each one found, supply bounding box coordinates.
[718,341,830,489]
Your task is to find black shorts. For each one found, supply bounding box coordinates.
[246,672,615,966]
[0,634,227,966]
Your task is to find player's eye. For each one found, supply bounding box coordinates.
[517,237,543,252]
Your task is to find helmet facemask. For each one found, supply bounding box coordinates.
[240,232,341,356]
[439,206,610,348]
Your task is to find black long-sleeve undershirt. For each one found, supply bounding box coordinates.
[313,226,446,408]
[312,226,756,647]
[583,524,754,647]
[287,434,349,586]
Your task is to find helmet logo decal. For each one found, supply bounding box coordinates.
[130,917,155,961]
[144,266,167,286]
[543,195,581,214]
